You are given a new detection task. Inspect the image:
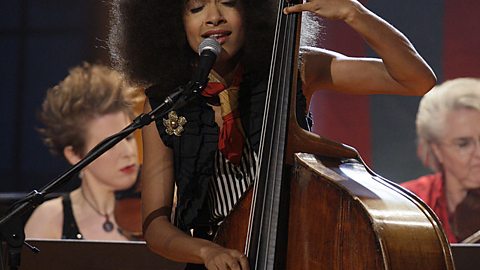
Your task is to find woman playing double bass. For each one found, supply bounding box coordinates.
[108,0,436,269]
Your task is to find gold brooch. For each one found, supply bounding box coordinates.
[163,111,187,136]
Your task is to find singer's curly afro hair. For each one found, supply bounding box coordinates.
[108,0,277,93]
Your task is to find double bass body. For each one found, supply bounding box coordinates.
[287,151,454,269]
[215,142,455,269]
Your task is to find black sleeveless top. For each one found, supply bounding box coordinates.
[147,73,311,231]
[61,194,84,240]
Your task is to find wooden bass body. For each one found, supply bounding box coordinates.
[215,150,455,269]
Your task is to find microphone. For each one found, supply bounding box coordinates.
[170,38,221,110]
[191,37,222,90]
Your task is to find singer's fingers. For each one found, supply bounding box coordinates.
[283,2,314,14]
[239,254,249,270]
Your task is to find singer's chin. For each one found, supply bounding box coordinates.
[219,51,242,67]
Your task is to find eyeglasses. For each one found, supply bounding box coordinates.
[437,136,480,156]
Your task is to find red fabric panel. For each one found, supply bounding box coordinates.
[443,1,480,79]
[309,17,372,165]
[310,91,371,165]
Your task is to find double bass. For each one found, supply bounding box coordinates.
[214,0,455,269]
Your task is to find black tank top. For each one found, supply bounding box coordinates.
[61,194,83,240]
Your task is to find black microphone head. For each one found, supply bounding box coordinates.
[198,37,221,57]
[190,38,221,90]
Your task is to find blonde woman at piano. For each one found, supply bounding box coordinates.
[25,63,140,240]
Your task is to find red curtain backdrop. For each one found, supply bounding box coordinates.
[443,0,480,79]
[310,17,372,165]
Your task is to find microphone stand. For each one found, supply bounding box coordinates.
[0,81,203,270]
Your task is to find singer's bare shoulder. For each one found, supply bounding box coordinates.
[24,196,63,239]
[298,46,349,98]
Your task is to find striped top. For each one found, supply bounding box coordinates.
[207,140,258,224]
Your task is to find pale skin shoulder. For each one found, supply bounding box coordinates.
[24,196,63,239]
[286,0,436,99]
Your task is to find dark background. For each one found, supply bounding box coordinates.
[1,0,480,194]
[1,0,110,193]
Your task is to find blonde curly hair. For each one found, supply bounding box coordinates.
[416,77,480,171]
[38,62,137,157]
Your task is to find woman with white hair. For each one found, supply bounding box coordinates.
[402,78,480,243]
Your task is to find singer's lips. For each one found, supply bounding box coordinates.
[202,30,231,39]
[120,164,137,174]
